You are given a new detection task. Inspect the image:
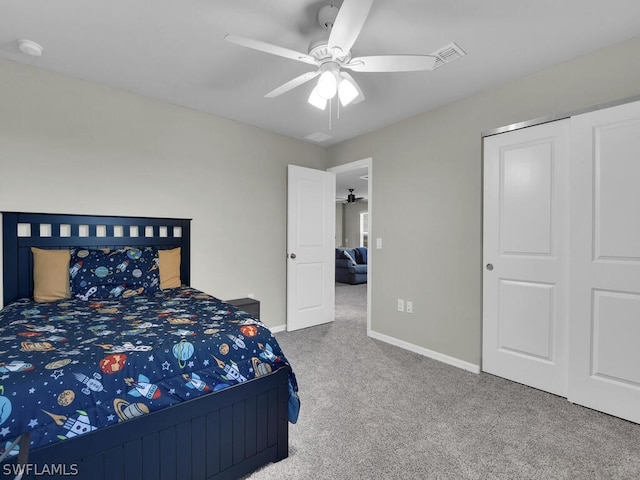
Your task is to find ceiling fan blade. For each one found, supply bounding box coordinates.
[265,71,320,98]
[327,0,374,59]
[224,34,317,66]
[346,55,437,72]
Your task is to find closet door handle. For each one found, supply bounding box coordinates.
[290,253,297,259]
[486,263,494,271]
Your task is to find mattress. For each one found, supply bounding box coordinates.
[0,287,298,455]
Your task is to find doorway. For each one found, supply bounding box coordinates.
[328,158,372,334]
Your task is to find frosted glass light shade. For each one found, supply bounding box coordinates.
[338,78,359,106]
[308,86,327,110]
[316,70,338,99]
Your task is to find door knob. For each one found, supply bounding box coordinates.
[486,263,493,271]
[290,253,296,259]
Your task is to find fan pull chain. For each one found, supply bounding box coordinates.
[328,97,332,130]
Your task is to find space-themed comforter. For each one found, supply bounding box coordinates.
[0,287,299,456]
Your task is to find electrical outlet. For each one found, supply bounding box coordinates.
[397,299,404,312]
[406,301,413,314]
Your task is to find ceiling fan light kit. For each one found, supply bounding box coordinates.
[307,73,362,111]
[225,0,457,118]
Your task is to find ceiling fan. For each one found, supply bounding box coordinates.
[338,188,365,203]
[225,0,440,110]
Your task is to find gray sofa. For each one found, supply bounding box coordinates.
[335,247,367,284]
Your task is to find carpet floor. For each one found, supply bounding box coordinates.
[247,282,640,479]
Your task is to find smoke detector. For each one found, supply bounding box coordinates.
[17,39,43,57]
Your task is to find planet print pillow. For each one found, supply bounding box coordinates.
[69,247,160,300]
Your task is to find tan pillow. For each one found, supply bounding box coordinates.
[31,248,71,302]
[158,247,182,290]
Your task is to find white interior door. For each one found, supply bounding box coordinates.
[287,165,335,331]
[568,100,640,423]
[483,120,570,397]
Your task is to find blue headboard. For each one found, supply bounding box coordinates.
[2,212,191,305]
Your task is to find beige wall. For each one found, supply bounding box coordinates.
[0,59,328,327]
[3,34,640,368]
[327,35,640,367]
[340,201,368,248]
[335,203,343,247]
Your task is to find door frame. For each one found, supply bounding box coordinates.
[328,157,372,335]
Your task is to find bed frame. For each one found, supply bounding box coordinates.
[1,212,289,480]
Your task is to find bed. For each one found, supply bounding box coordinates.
[0,212,297,480]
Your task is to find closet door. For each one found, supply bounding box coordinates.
[483,120,570,396]
[569,100,640,423]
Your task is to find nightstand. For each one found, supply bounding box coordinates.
[226,297,260,319]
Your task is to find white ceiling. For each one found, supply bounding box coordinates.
[3,1,640,146]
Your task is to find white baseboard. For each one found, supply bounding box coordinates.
[269,323,480,374]
[368,329,480,374]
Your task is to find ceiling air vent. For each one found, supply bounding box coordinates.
[304,132,333,143]
[431,42,466,70]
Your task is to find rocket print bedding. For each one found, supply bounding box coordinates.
[0,287,299,456]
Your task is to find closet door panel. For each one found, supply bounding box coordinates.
[591,290,640,385]
[594,120,640,259]
[483,120,570,397]
[569,100,640,424]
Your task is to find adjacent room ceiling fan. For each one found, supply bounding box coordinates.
[347,188,364,203]
[225,0,441,110]
[337,188,365,203]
